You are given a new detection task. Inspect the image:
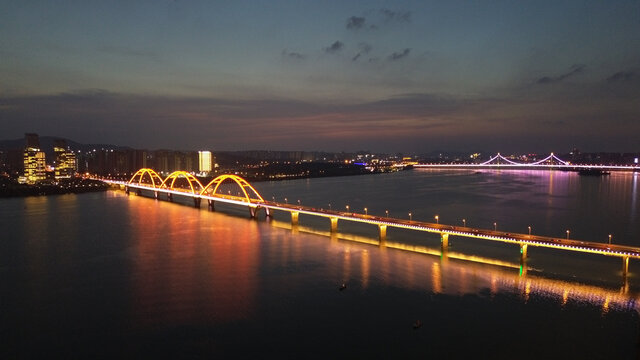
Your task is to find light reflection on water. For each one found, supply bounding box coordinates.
[128,195,260,327]
[270,220,639,313]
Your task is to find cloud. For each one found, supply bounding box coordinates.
[380,9,411,22]
[2,89,639,153]
[346,16,366,30]
[324,41,344,54]
[281,50,306,60]
[352,43,372,62]
[358,42,372,54]
[536,64,585,84]
[606,71,636,82]
[388,48,411,61]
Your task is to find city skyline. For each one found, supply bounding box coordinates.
[1,1,639,153]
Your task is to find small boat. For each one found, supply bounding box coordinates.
[413,320,423,329]
[339,283,347,291]
[578,169,610,176]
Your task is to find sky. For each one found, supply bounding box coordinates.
[1,1,639,154]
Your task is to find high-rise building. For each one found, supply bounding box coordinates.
[23,133,46,184]
[199,151,212,173]
[54,139,76,179]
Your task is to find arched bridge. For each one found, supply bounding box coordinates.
[118,169,269,217]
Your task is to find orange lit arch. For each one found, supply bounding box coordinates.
[200,174,264,203]
[160,171,204,194]
[129,168,164,188]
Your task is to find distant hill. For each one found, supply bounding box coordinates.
[0,136,129,151]
[0,136,130,160]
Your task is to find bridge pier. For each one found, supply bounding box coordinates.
[167,193,173,202]
[154,191,159,199]
[194,198,201,208]
[250,207,257,218]
[623,256,630,280]
[330,217,338,232]
[136,188,141,196]
[291,211,299,225]
[125,186,129,195]
[378,225,387,246]
[440,233,450,259]
[520,244,528,261]
[208,199,215,211]
[519,244,528,276]
[440,233,449,250]
[378,225,387,240]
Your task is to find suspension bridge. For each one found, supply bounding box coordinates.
[103,168,640,287]
[414,152,640,171]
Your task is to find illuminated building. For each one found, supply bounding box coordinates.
[23,133,46,184]
[199,151,212,173]
[54,139,76,179]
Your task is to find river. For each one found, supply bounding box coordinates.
[2,169,639,358]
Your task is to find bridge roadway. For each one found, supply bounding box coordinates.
[263,200,640,260]
[110,181,640,279]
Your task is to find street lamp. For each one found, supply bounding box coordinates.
[364,207,368,215]
[528,226,531,235]
[285,197,288,204]
[385,210,389,218]
[435,215,439,224]
[462,219,466,227]
[409,212,412,222]
[346,205,350,212]
[608,234,612,245]
[493,222,497,231]
[297,199,301,206]
[328,203,331,210]
[566,230,570,239]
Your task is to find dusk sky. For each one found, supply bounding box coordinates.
[1,1,639,153]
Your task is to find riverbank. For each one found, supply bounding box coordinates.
[0,178,108,198]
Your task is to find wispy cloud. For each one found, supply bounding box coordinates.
[281,50,306,60]
[606,71,636,82]
[380,9,411,23]
[388,48,411,61]
[346,16,366,30]
[352,42,372,62]
[536,64,585,84]
[324,41,344,54]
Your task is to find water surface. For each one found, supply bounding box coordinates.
[1,169,639,358]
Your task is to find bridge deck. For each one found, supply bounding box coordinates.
[261,202,640,259]
[110,180,640,260]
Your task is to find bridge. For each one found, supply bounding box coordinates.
[414,152,640,171]
[104,168,640,286]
